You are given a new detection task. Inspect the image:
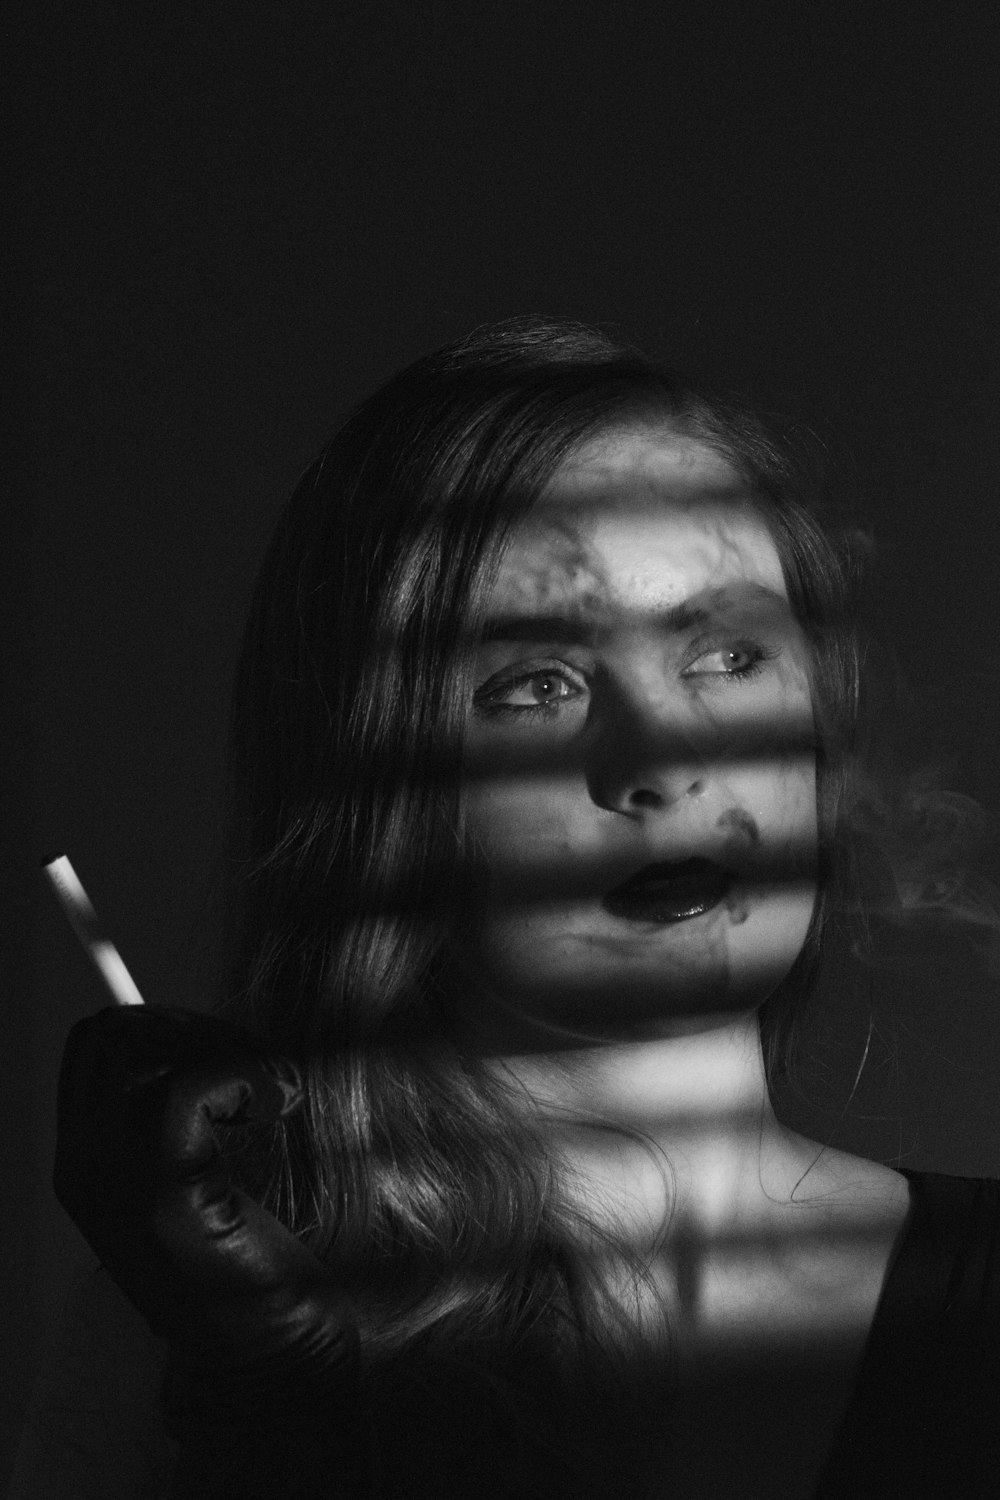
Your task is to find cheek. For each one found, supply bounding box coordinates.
[719,753,818,942]
[730,755,818,953]
[740,661,819,857]
[772,751,819,836]
[463,774,578,902]
[756,756,819,893]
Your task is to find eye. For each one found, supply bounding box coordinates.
[507,671,575,706]
[682,643,775,681]
[473,662,588,717]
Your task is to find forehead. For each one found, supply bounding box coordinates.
[489,427,786,617]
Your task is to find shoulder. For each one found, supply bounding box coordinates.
[782,1142,914,1227]
[824,1151,913,1209]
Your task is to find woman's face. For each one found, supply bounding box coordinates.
[458,425,819,1050]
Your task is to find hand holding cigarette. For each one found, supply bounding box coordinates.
[45,852,364,1488]
[51,969,360,1493]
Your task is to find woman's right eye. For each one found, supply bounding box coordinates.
[473,664,588,717]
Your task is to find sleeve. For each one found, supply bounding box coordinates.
[6,1264,178,1500]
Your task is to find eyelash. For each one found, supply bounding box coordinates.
[473,664,586,719]
[473,643,779,719]
[683,643,778,683]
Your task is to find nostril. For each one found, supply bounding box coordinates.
[687,779,705,798]
[628,788,664,809]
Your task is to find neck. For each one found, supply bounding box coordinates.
[484,1012,817,1246]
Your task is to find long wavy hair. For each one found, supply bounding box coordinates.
[219,317,990,1487]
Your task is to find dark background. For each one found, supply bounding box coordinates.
[5,1,999,1482]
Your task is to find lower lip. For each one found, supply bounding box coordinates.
[601,871,735,925]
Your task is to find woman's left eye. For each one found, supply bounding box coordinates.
[682,643,774,681]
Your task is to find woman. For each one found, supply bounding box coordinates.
[23,319,1000,1497]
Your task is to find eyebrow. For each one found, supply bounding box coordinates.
[478,585,790,646]
[479,603,705,645]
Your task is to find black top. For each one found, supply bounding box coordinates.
[816,1171,1000,1496]
[9,1171,1000,1498]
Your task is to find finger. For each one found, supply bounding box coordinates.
[58,1006,301,1126]
[156,1060,303,1176]
[55,1008,302,1224]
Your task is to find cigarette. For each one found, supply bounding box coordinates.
[42,854,145,1007]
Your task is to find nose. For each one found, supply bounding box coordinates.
[584,680,710,816]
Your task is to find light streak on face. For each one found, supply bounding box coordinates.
[458,426,819,1051]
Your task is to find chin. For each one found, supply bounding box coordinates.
[459,888,817,1050]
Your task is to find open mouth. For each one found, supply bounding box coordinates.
[602,858,735,924]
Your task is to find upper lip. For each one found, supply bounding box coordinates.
[603,856,735,901]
